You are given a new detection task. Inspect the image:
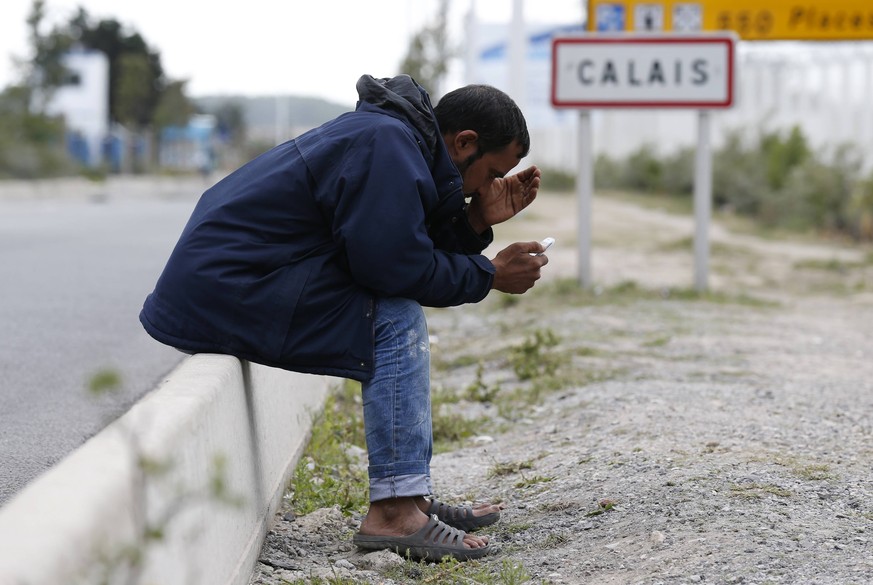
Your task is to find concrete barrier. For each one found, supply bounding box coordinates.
[0,354,332,585]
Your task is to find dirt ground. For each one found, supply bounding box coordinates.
[250,190,873,584]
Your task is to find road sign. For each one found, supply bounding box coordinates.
[551,34,736,108]
[635,4,665,31]
[595,3,627,31]
[587,0,873,40]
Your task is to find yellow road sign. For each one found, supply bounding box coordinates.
[588,0,873,40]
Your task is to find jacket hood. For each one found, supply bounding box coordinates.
[356,74,438,156]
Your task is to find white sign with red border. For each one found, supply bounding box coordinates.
[551,34,737,109]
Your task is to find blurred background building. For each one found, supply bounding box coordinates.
[43,48,109,168]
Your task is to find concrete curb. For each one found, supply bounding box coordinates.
[0,354,332,585]
[0,176,213,203]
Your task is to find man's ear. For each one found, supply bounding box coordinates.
[447,130,478,158]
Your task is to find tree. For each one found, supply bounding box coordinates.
[153,80,197,130]
[113,53,156,128]
[23,0,73,113]
[398,0,454,98]
[0,1,75,177]
[68,8,169,128]
[0,85,75,178]
[211,101,246,146]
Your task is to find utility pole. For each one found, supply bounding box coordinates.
[509,0,526,104]
[464,0,478,84]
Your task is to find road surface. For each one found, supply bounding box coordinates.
[0,179,207,506]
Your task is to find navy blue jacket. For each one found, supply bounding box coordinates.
[140,76,495,381]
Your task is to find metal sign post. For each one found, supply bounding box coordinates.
[578,110,593,288]
[694,110,713,292]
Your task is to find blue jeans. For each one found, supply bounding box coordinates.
[362,297,435,502]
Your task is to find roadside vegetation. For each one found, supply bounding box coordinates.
[584,125,873,243]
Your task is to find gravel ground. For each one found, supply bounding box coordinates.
[249,192,873,585]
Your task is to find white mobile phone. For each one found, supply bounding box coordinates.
[537,237,555,255]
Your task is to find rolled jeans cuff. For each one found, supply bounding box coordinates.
[369,472,434,502]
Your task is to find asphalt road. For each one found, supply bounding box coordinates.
[0,181,204,506]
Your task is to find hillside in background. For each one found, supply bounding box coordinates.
[195,94,352,141]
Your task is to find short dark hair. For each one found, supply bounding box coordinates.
[434,84,530,158]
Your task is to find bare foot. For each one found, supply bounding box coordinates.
[359,496,489,549]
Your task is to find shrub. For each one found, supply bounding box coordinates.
[848,170,873,240]
[0,86,77,179]
[760,125,810,190]
[776,144,862,233]
[596,122,873,241]
[624,144,663,192]
[712,128,771,214]
[594,153,624,190]
[660,146,695,196]
[539,165,576,192]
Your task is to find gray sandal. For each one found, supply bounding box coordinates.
[426,498,501,532]
[353,515,492,561]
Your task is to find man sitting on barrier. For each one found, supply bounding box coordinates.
[139,74,547,561]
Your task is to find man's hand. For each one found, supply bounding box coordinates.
[490,241,549,294]
[467,166,541,234]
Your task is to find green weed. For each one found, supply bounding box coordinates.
[488,459,534,478]
[793,257,869,272]
[288,381,369,516]
[432,410,489,451]
[87,368,123,396]
[514,474,554,489]
[729,483,793,498]
[386,557,531,585]
[585,499,617,517]
[282,574,361,585]
[465,361,501,403]
[509,328,563,380]
[543,532,570,547]
[792,463,833,481]
[531,277,777,308]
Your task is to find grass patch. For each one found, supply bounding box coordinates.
[385,557,531,585]
[793,257,871,272]
[729,483,793,499]
[600,189,694,215]
[283,575,360,585]
[543,532,571,546]
[488,459,534,478]
[464,361,501,403]
[87,368,123,396]
[656,236,751,258]
[432,410,490,452]
[434,352,482,371]
[514,474,555,489]
[641,335,671,347]
[585,499,617,517]
[791,462,834,481]
[528,278,778,309]
[288,380,369,516]
[508,328,563,380]
[752,454,838,482]
[663,287,779,308]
